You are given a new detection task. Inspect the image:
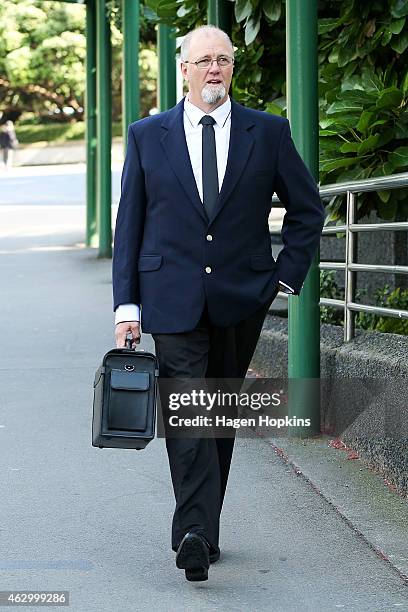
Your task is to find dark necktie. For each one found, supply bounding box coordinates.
[199,115,218,219]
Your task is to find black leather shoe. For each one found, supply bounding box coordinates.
[209,548,220,564]
[175,532,210,581]
[200,535,220,564]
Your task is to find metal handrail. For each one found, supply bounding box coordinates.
[271,172,408,341]
[323,222,408,233]
[272,171,408,203]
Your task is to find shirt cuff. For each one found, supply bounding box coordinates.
[278,280,295,294]
[114,303,140,325]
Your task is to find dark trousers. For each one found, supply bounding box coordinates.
[152,296,274,554]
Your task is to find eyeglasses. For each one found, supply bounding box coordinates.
[183,56,234,69]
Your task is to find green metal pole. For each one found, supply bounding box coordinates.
[96,0,112,258]
[207,0,231,30]
[286,0,320,435]
[207,0,232,98]
[122,0,140,150]
[85,0,97,247]
[158,25,176,111]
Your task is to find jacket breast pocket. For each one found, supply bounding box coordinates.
[138,255,163,271]
[250,253,276,271]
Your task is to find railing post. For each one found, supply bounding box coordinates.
[122,0,140,150]
[345,192,357,341]
[85,0,97,247]
[96,0,112,258]
[286,0,320,435]
[158,25,177,111]
[207,0,232,100]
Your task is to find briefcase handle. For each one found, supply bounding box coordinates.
[125,334,143,351]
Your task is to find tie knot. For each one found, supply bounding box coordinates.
[200,115,216,127]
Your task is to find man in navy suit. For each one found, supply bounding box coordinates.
[113,25,324,581]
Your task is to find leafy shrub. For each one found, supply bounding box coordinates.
[320,270,344,325]
[356,285,408,334]
[318,0,408,223]
[320,270,408,335]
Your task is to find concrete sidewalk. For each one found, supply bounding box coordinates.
[1,203,407,611]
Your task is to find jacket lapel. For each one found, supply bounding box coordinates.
[208,99,255,225]
[160,98,208,223]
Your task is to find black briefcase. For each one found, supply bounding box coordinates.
[92,342,159,450]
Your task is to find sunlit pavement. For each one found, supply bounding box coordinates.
[0,163,122,207]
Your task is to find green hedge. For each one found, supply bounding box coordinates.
[15,121,122,145]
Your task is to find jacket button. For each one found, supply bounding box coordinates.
[205,266,212,274]
[206,234,213,241]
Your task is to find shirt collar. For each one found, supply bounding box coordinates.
[184,95,231,129]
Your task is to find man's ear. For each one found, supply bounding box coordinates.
[180,63,189,82]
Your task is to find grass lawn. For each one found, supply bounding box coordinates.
[15,121,122,145]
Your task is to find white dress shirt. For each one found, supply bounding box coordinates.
[183,94,231,202]
[115,95,293,325]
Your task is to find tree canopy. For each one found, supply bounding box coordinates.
[0,1,86,120]
[0,0,157,123]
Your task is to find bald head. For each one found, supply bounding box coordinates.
[180,25,234,62]
[180,25,234,112]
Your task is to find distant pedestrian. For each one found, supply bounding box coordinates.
[0,121,18,169]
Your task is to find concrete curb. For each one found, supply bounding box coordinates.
[249,432,408,583]
[252,315,408,496]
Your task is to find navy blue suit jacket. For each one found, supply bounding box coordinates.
[112,97,324,333]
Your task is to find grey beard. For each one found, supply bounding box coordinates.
[201,83,226,104]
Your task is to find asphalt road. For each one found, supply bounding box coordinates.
[0,168,407,611]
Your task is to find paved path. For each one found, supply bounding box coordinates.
[0,169,407,611]
[12,139,124,168]
[0,164,122,207]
